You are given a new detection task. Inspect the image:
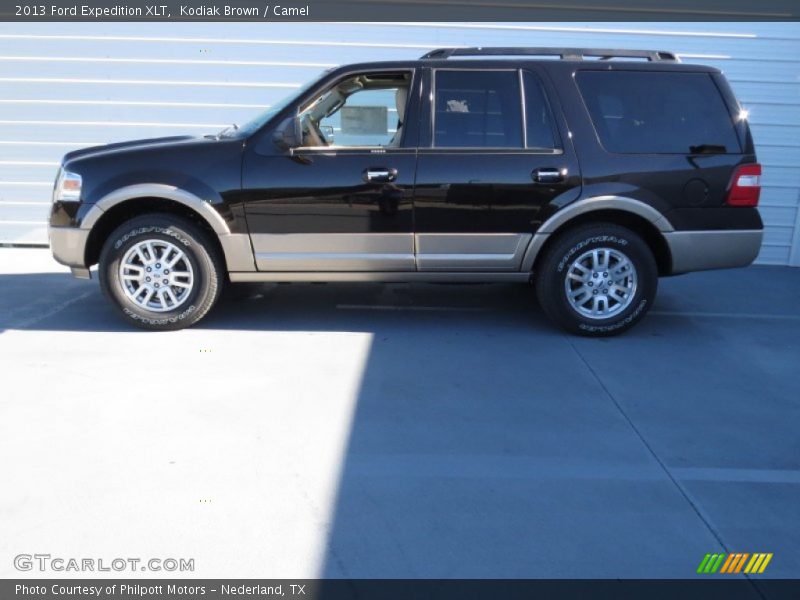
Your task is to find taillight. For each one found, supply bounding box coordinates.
[726,164,762,207]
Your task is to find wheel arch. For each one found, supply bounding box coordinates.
[82,184,255,273]
[523,197,674,276]
[83,193,227,269]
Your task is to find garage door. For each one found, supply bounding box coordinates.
[1,22,798,265]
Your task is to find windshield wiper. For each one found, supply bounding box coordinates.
[214,123,239,139]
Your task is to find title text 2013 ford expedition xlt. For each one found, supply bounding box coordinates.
[49,47,763,335]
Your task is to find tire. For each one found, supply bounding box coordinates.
[99,214,224,331]
[534,223,657,337]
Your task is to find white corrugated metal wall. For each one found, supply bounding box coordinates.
[0,22,798,265]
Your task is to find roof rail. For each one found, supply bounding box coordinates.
[420,47,680,62]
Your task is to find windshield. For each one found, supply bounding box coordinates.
[219,71,330,138]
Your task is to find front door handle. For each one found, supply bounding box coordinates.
[532,167,566,184]
[364,167,398,183]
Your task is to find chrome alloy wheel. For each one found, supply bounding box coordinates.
[564,247,638,319]
[118,239,194,312]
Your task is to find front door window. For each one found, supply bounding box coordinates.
[298,71,412,148]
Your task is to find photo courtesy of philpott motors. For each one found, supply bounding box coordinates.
[15,584,210,596]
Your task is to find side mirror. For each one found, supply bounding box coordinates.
[273,116,303,151]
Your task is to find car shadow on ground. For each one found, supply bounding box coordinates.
[0,271,702,337]
[2,266,798,343]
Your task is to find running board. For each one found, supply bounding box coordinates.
[229,271,532,283]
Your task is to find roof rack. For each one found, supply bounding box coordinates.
[420,47,680,62]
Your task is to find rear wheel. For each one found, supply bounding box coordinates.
[99,214,223,330]
[535,223,657,336]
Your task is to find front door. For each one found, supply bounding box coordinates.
[413,67,581,271]
[242,69,418,272]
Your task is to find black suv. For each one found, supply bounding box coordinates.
[49,47,763,335]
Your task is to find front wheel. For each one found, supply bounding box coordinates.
[99,214,224,330]
[534,224,657,336]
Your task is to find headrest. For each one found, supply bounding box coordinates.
[395,87,409,122]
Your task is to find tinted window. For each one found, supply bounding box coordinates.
[576,71,741,154]
[523,71,558,150]
[434,70,522,148]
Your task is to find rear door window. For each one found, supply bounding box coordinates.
[576,71,742,154]
[433,70,522,148]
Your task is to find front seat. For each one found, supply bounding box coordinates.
[388,86,408,147]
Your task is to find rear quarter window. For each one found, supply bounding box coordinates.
[576,71,742,154]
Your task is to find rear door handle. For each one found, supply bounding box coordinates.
[532,167,566,184]
[364,167,398,183]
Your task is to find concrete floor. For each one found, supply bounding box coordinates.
[0,248,798,581]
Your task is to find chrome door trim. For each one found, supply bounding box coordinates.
[252,233,415,272]
[291,146,417,154]
[416,148,562,154]
[415,233,532,271]
[519,68,528,148]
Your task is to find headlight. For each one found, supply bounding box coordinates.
[53,168,82,202]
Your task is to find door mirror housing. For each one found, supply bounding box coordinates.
[273,116,303,151]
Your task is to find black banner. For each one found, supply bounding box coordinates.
[0,0,798,21]
[4,579,800,600]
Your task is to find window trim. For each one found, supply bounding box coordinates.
[574,68,744,156]
[291,146,417,155]
[518,69,528,148]
[521,68,563,152]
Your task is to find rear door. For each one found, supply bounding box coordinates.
[413,66,581,271]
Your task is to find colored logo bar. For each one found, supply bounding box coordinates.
[697,553,772,574]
